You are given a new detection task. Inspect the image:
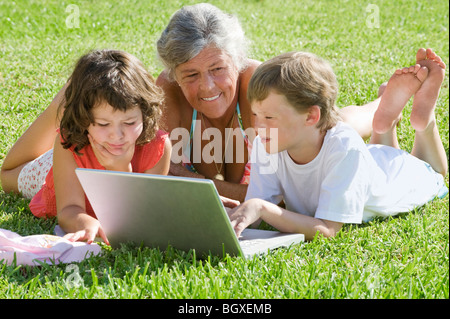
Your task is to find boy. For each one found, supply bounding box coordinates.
[228,49,447,240]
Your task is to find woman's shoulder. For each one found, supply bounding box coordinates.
[156,69,183,102]
[239,59,261,86]
[156,69,173,87]
[237,59,261,129]
[156,70,193,131]
[238,59,261,99]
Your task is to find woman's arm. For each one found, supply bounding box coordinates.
[156,70,184,134]
[213,180,248,203]
[229,198,343,240]
[53,135,109,244]
[0,83,67,194]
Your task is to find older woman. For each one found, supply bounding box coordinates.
[156,3,380,202]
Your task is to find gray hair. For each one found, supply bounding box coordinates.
[157,3,249,81]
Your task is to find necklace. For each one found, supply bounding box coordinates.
[200,110,236,181]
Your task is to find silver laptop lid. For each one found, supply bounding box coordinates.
[75,168,243,257]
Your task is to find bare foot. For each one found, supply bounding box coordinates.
[377,82,387,97]
[372,64,428,134]
[410,48,446,131]
[377,81,406,127]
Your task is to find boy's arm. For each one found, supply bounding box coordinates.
[230,147,368,239]
[229,198,343,240]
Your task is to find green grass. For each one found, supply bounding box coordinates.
[0,0,448,300]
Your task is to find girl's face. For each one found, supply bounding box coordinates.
[87,102,143,156]
[174,46,239,119]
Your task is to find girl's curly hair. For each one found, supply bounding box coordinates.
[59,49,164,154]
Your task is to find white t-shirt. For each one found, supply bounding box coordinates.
[246,121,445,224]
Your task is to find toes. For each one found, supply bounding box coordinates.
[401,67,410,74]
[425,48,446,69]
[426,48,437,60]
[432,54,446,69]
[430,52,446,69]
[433,55,446,69]
[433,54,442,64]
[395,64,427,81]
[416,48,427,61]
[415,66,429,83]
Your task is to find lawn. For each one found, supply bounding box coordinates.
[0,0,448,302]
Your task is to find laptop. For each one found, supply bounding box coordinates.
[75,168,304,258]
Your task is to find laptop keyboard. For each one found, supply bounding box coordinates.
[239,238,267,248]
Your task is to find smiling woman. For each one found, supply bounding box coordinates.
[156,4,258,201]
[156,3,384,202]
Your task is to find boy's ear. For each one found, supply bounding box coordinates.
[305,105,321,126]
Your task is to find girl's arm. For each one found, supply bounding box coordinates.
[53,134,109,244]
[229,198,343,241]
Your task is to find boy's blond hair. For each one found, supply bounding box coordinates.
[248,51,341,132]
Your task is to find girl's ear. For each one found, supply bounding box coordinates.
[305,105,321,126]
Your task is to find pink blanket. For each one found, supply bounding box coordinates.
[0,228,101,266]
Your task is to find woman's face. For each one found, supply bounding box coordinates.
[174,46,240,119]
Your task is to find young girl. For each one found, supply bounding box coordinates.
[228,49,447,240]
[1,50,172,244]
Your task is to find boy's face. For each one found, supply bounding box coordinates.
[251,91,310,156]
